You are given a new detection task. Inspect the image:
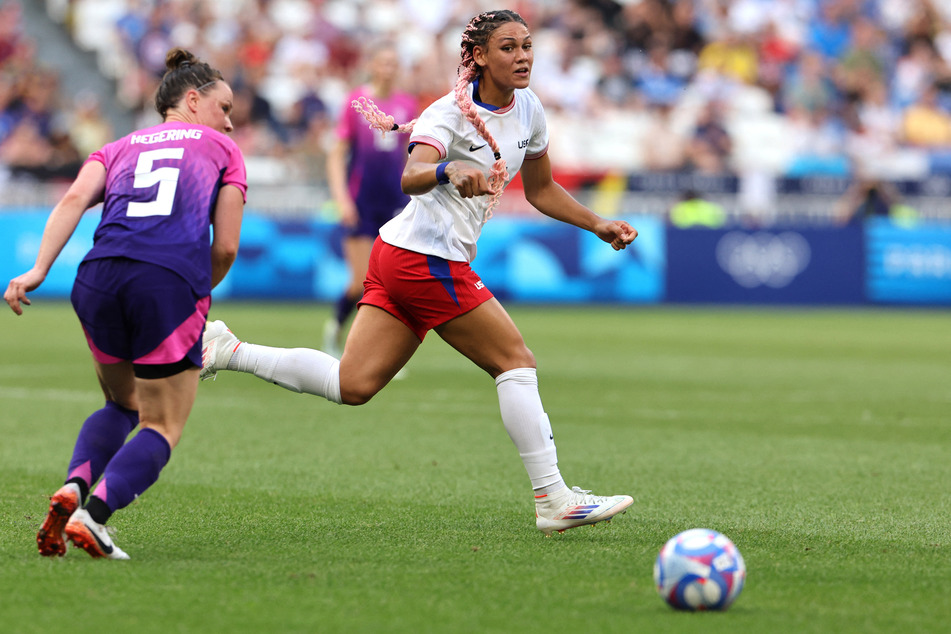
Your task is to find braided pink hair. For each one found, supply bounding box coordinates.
[454,12,512,222]
[351,96,416,136]
[353,10,527,223]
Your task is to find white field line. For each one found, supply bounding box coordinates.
[0,385,99,403]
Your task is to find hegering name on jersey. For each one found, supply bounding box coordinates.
[130,128,203,145]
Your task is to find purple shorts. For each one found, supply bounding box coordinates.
[70,258,210,378]
[345,205,402,239]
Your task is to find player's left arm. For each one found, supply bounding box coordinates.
[520,152,637,251]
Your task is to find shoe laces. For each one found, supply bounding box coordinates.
[84,516,116,539]
[566,486,612,505]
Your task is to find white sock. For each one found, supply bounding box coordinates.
[495,368,566,495]
[229,343,342,404]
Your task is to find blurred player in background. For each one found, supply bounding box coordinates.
[4,48,246,559]
[324,41,417,359]
[202,10,637,536]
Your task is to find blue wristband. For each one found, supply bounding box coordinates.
[435,162,450,185]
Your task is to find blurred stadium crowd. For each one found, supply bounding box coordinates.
[4,0,951,220]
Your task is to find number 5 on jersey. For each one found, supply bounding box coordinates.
[127,148,185,217]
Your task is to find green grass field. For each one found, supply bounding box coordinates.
[1,302,949,633]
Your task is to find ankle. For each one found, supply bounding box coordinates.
[534,486,570,508]
[85,496,112,525]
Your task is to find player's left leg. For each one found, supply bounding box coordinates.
[436,299,563,489]
[67,362,140,494]
[36,363,140,557]
[41,260,144,555]
[435,299,632,534]
[66,365,198,559]
[325,234,375,357]
[343,234,373,306]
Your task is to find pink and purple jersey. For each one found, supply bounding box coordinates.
[82,122,247,295]
[336,87,416,221]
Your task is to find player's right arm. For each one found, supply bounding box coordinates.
[401,143,494,198]
[4,161,106,315]
[210,184,244,289]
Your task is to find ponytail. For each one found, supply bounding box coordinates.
[351,96,416,135]
[155,47,224,119]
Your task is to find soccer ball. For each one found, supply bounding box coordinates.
[654,528,746,611]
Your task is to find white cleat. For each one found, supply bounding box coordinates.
[64,509,130,560]
[535,486,633,536]
[200,319,240,381]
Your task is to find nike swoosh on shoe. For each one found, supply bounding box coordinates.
[88,525,114,555]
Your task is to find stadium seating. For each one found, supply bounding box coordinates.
[3,0,951,224]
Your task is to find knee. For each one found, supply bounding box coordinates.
[490,345,536,378]
[106,398,139,420]
[339,382,378,406]
[340,391,371,406]
[338,357,399,405]
[517,346,536,369]
[141,423,181,449]
[106,390,137,412]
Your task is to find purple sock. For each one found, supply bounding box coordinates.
[66,401,139,497]
[89,427,171,518]
[334,293,358,325]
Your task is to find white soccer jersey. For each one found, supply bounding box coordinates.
[378,83,550,262]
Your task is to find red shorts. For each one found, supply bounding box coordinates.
[359,237,494,341]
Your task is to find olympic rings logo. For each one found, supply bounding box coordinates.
[715,231,811,289]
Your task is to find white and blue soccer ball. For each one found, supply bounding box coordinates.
[654,528,746,611]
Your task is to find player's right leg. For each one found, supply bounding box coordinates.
[337,305,419,403]
[202,320,344,401]
[65,508,129,560]
[201,319,241,380]
[204,237,420,404]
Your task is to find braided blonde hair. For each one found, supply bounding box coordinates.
[354,10,528,222]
